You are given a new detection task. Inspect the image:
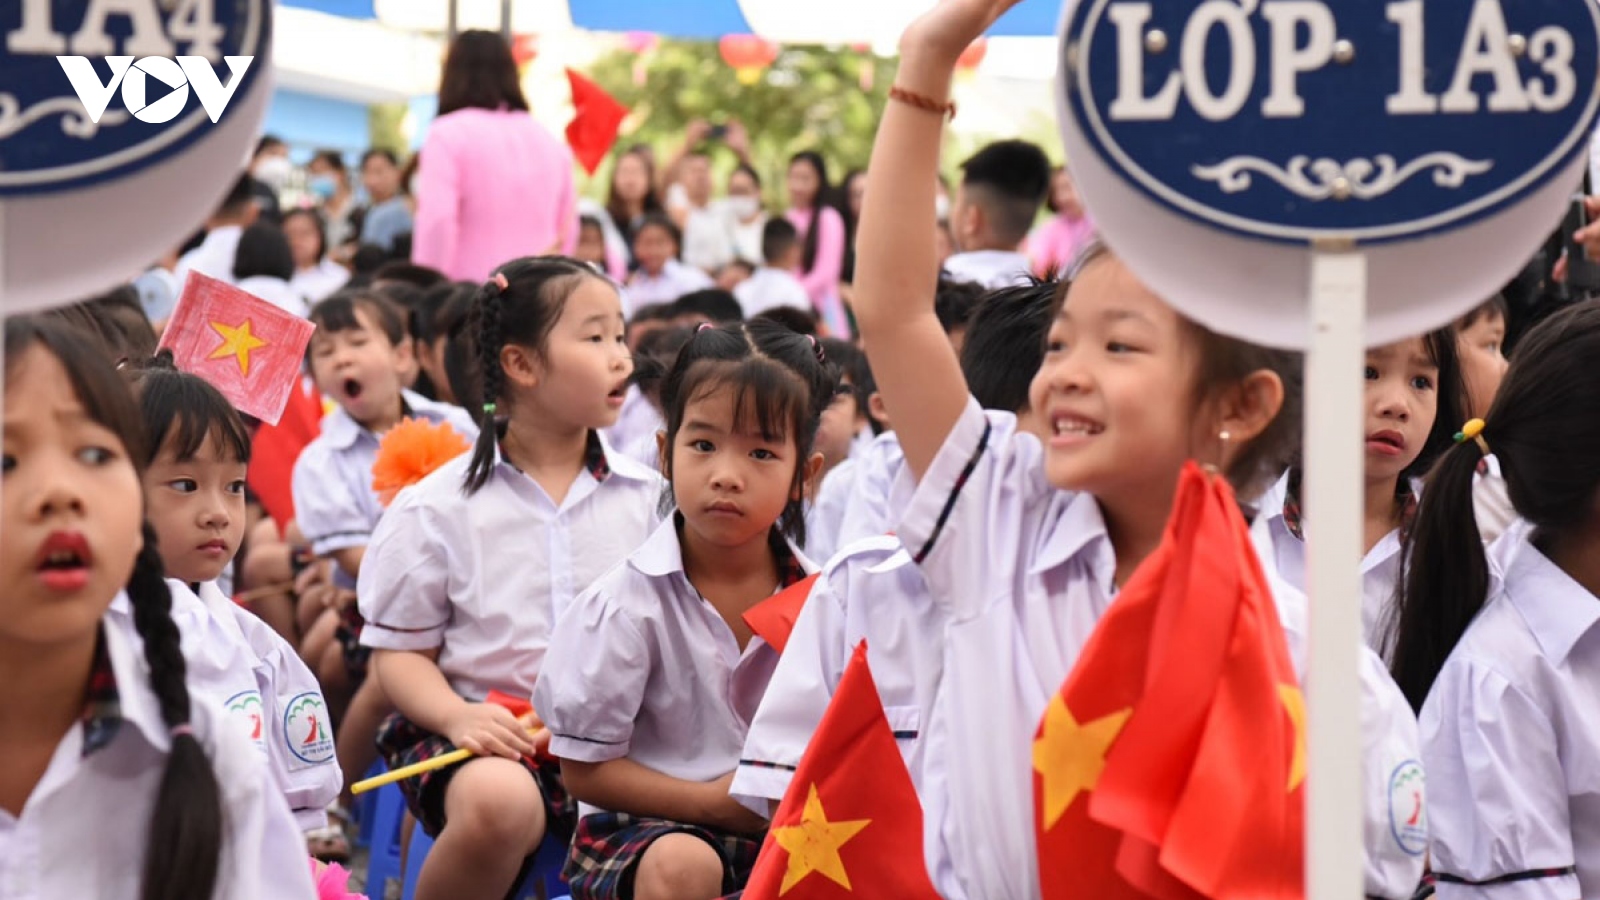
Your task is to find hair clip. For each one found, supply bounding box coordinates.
[491,272,509,291]
[697,322,716,333]
[482,402,498,416]
[1453,418,1491,456]
[169,723,195,739]
[805,333,826,362]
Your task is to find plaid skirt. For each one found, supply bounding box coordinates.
[564,812,762,900]
[374,711,575,843]
[334,604,371,680]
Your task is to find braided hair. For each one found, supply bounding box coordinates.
[462,256,613,494]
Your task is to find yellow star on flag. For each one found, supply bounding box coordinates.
[771,784,871,895]
[1033,696,1132,830]
[1279,684,1307,792]
[208,319,268,376]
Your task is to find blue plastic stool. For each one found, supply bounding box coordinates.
[363,782,407,899]
[401,821,567,900]
[354,760,386,850]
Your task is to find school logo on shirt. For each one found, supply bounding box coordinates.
[0,0,270,196]
[1386,759,1428,857]
[225,689,267,755]
[284,692,336,766]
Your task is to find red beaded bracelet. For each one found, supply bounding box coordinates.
[889,85,957,121]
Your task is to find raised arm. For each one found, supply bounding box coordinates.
[852,0,1021,480]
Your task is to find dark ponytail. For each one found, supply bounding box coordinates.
[461,256,611,494]
[1390,299,1600,711]
[128,521,224,900]
[790,152,830,276]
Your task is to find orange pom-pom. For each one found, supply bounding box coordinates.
[371,418,473,507]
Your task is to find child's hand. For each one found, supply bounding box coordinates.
[901,0,1026,62]
[446,702,537,760]
[704,772,769,834]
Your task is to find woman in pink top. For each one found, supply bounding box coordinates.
[1026,165,1097,278]
[785,151,850,337]
[412,31,578,282]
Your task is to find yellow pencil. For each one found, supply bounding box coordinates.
[350,714,542,796]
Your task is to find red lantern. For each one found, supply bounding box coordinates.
[955,37,987,72]
[511,33,539,69]
[719,34,779,85]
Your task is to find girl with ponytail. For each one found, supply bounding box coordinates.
[0,316,313,899]
[358,255,662,900]
[1390,300,1600,897]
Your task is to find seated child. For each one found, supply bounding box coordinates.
[733,219,810,318]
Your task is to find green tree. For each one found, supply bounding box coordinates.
[584,39,900,202]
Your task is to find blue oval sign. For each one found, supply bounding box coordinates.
[1062,0,1600,244]
[0,0,271,197]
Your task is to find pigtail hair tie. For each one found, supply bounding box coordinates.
[491,272,509,292]
[696,322,716,333]
[805,333,825,362]
[1453,418,1491,457]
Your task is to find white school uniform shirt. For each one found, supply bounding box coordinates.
[535,516,815,819]
[835,430,912,551]
[602,386,663,463]
[733,266,810,318]
[806,457,857,564]
[1472,454,1517,545]
[1254,470,1408,659]
[290,257,350,303]
[173,224,242,286]
[896,398,1318,900]
[360,433,662,702]
[292,390,478,578]
[1421,529,1600,900]
[941,249,1032,289]
[625,259,714,307]
[236,275,310,318]
[0,619,316,900]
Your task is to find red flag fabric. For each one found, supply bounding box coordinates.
[159,272,315,426]
[247,374,323,530]
[742,573,818,654]
[565,68,629,175]
[744,641,940,900]
[1034,462,1305,900]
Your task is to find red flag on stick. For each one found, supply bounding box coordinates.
[565,68,629,175]
[159,272,315,426]
[1034,462,1305,900]
[743,641,940,900]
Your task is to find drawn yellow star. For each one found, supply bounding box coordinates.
[208,319,268,376]
[1033,695,1132,830]
[771,784,871,895]
[1279,684,1307,792]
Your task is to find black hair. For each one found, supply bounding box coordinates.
[46,284,159,364]
[658,319,839,546]
[1391,300,1600,710]
[789,151,831,274]
[606,148,664,238]
[959,140,1052,245]
[672,289,744,325]
[350,244,391,275]
[752,306,819,336]
[731,162,762,191]
[962,278,1057,413]
[935,277,985,336]
[361,148,400,168]
[632,325,696,410]
[1396,327,1468,495]
[634,212,682,258]
[253,134,285,158]
[630,302,678,327]
[124,351,253,468]
[821,337,877,433]
[373,261,448,290]
[438,30,529,116]
[232,223,295,282]
[4,317,223,900]
[440,284,484,411]
[310,149,346,175]
[1457,293,1509,331]
[281,208,329,263]
[838,168,866,283]
[217,172,256,219]
[761,217,799,267]
[579,215,605,236]
[463,256,612,493]
[309,290,407,347]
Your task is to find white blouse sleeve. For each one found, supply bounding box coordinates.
[1359,648,1427,899]
[1422,656,1579,900]
[895,397,1046,618]
[207,706,320,899]
[357,493,453,651]
[534,587,651,764]
[290,444,370,557]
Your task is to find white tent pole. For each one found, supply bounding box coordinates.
[1304,247,1367,899]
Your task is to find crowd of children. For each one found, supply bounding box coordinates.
[6,1,1600,898]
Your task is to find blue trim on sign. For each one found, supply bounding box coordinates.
[991,0,1062,36]
[278,0,376,19]
[568,0,753,37]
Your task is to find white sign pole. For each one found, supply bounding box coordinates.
[1304,246,1367,899]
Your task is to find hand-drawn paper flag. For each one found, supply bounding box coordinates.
[159,272,314,426]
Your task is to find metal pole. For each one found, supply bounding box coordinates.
[500,0,512,41]
[446,0,459,41]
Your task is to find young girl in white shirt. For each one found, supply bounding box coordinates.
[1390,300,1600,899]
[120,354,343,843]
[535,319,836,900]
[360,256,661,900]
[0,316,313,899]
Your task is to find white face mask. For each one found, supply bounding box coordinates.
[726,195,761,220]
[935,195,950,221]
[254,155,293,191]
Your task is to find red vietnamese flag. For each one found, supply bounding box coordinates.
[565,68,630,175]
[742,573,818,654]
[160,272,315,426]
[1034,462,1305,900]
[744,642,940,900]
[247,374,323,530]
